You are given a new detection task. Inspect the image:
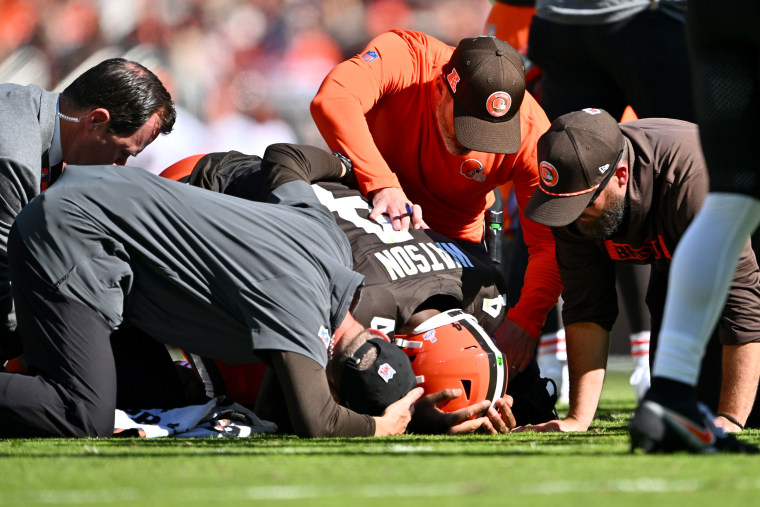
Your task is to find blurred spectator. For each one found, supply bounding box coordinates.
[0,0,40,61]
[204,69,298,155]
[1,1,492,158]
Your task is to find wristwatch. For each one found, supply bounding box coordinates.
[332,152,353,175]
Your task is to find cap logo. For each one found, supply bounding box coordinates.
[598,163,610,175]
[539,161,559,188]
[460,159,486,182]
[446,68,460,93]
[582,108,601,115]
[486,91,511,118]
[377,363,396,383]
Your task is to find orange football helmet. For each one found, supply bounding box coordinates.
[159,153,206,181]
[395,309,508,415]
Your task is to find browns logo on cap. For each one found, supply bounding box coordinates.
[487,91,512,118]
[539,161,559,188]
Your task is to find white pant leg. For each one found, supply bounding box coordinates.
[654,193,760,385]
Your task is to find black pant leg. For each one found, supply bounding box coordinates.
[616,263,651,334]
[0,225,117,437]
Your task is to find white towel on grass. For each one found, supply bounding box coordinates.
[113,397,277,438]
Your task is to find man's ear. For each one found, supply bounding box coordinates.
[614,162,629,187]
[85,108,111,130]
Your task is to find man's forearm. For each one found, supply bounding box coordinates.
[512,223,562,338]
[565,322,611,430]
[310,81,400,195]
[269,350,375,438]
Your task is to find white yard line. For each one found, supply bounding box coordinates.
[3,477,759,504]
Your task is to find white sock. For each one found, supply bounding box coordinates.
[630,331,650,359]
[654,193,760,385]
[629,331,650,400]
[537,328,568,401]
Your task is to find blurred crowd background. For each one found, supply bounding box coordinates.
[0,0,492,173]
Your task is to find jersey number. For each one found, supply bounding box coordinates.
[313,185,414,244]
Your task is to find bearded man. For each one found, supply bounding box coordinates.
[513,109,760,444]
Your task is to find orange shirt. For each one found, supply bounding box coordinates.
[484,2,536,55]
[311,29,561,339]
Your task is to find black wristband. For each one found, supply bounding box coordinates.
[332,152,353,174]
[716,412,745,430]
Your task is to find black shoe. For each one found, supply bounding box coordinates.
[629,400,759,454]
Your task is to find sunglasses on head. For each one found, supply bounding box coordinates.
[587,147,624,206]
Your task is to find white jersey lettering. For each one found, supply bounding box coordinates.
[482,294,507,318]
[390,246,419,276]
[374,241,473,280]
[405,245,432,273]
[418,243,446,271]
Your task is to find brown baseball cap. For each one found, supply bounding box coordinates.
[524,108,625,227]
[442,36,525,154]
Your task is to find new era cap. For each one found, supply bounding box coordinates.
[524,108,625,227]
[442,36,525,154]
[340,336,418,416]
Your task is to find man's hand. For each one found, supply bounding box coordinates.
[369,187,428,231]
[409,390,516,434]
[494,318,536,378]
[510,416,588,433]
[373,387,424,436]
[478,395,517,434]
[715,414,743,434]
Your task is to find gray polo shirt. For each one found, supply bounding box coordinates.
[14,165,364,367]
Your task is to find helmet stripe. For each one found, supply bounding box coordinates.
[459,318,506,408]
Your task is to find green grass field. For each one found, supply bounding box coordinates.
[1,366,757,506]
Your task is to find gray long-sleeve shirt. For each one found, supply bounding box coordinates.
[15,165,364,368]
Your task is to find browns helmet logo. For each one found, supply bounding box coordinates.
[486,91,511,118]
[460,159,486,182]
[539,161,559,188]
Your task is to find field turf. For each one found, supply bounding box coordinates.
[0,366,757,506]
